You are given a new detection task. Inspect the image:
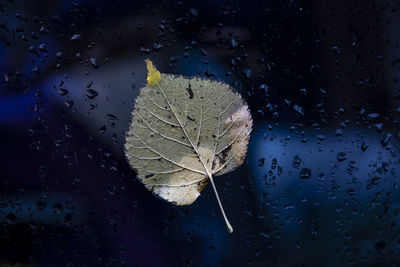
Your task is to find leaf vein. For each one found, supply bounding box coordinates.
[141,106,180,127]
[145,95,169,110]
[137,112,192,147]
[133,133,205,175]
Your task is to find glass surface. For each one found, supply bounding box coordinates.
[1,0,399,266]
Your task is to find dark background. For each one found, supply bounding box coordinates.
[1,0,400,266]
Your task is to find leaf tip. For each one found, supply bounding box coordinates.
[145,59,161,86]
[228,224,233,233]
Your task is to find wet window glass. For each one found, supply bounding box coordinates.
[1,0,400,266]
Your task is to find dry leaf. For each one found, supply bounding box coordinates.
[125,60,252,232]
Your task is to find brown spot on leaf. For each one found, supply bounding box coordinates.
[217,144,232,165]
[186,83,194,99]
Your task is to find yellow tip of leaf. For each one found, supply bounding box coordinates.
[145,59,161,86]
[228,224,233,234]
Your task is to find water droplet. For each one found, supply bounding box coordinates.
[70,33,81,41]
[90,57,99,68]
[380,133,392,147]
[169,56,179,63]
[106,114,118,121]
[300,168,311,179]
[152,43,163,51]
[59,88,69,96]
[86,89,98,99]
[367,113,380,119]
[242,69,252,78]
[65,100,74,108]
[293,155,302,169]
[6,213,17,224]
[336,152,347,162]
[361,141,369,151]
[200,48,207,56]
[258,158,265,167]
[52,203,63,214]
[36,201,46,211]
[99,125,106,134]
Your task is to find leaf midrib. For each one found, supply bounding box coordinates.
[156,82,211,177]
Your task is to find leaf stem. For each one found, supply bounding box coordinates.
[207,172,233,233]
[156,81,233,234]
